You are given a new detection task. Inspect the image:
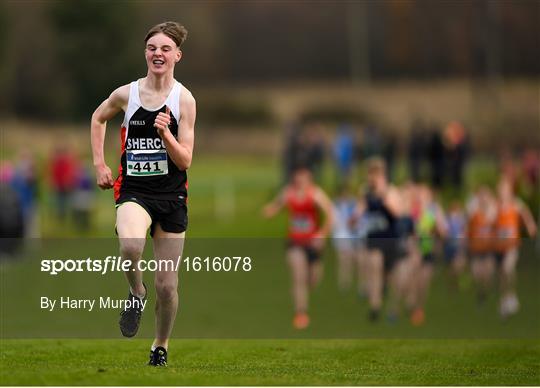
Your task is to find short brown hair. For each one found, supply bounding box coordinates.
[144,22,188,47]
[366,156,386,175]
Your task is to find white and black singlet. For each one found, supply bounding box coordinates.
[113,79,187,202]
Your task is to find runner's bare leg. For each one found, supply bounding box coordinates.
[152,224,185,349]
[287,247,309,313]
[116,202,152,297]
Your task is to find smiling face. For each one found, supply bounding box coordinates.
[145,33,182,75]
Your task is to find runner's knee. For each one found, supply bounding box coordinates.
[369,252,384,272]
[119,238,145,261]
[501,261,515,277]
[155,279,177,301]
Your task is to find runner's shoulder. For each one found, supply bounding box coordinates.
[108,84,130,109]
[179,85,196,124]
[181,85,196,108]
[513,197,525,210]
[313,185,329,200]
[386,185,402,201]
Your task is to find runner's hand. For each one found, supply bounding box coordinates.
[95,163,114,189]
[155,106,172,138]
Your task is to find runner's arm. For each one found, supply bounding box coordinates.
[383,187,402,217]
[517,200,538,237]
[313,187,335,238]
[435,204,449,238]
[349,198,366,227]
[262,189,286,218]
[91,85,128,189]
[155,90,196,170]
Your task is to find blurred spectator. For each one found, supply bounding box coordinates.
[444,121,469,189]
[50,145,77,221]
[0,161,24,256]
[282,121,302,184]
[333,124,355,186]
[521,148,539,189]
[10,150,39,237]
[304,122,326,183]
[408,120,426,183]
[353,128,364,164]
[71,164,96,232]
[362,125,382,160]
[285,121,326,183]
[383,136,397,182]
[427,125,445,188]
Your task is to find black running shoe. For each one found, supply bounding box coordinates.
[368,308,380,322]
[148,346,168,366]
[478,292,487,305]
[119,283,147,337]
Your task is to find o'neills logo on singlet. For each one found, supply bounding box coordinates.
[126,138,165,150]
[129,120,145,126]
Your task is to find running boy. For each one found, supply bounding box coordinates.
[332,184,357,291]
[493,178,537,318]
[467,186,497,305]
[409,184,447,326]
[91,22,196,366]
[262,167,334,329]
[351,157,403,321]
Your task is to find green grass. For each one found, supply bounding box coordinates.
[1,339,539,385]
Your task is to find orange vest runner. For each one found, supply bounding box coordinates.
[493,201,521,252]
[468,210,493,254]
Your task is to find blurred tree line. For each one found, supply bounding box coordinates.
[1,0,538,121]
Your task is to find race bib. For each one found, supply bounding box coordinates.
[291,215,314,233]
[367,215,389,233]
[126,149,168,176]
[497,227,516,239]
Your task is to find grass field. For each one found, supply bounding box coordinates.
[1,339,539,385]
[1,152,540,385]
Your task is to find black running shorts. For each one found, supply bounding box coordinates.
[287,241,321,264]
[116,193,188,236]
[367,238,403,273]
